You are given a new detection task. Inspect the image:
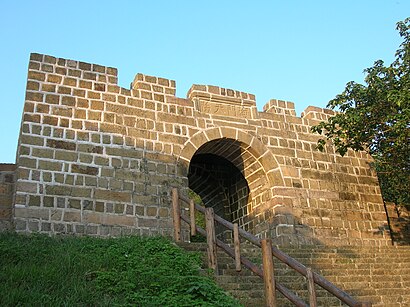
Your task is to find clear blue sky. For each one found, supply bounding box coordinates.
[0,1,409,163]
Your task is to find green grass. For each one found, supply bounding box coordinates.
[0,232,241,306]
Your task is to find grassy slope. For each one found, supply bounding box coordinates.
[0,232,241,306]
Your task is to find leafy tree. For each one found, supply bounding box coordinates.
[311,18,410,207]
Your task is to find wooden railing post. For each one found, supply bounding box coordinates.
[189,199,196,237]
[205,207,218,274]
[171,188,181,242]
[306,267,317,307]
[233,223,241,272]
[360,302,372,307]
[261,238,276,307]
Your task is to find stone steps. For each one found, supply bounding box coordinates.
[178,242,410,307]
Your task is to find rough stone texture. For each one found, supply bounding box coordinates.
[0,164,16,230]
[386,202,410,245]
[11,53,391,245]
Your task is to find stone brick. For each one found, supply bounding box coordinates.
[14,207,49,219]
[56,197,66,209]
[52,106,73,117]
[28,220,40,232]
[44,55,57,64]
[63,211,81,222]
[79,154,93,164]
[45,94,60,104]
[61,96,76,106]
[43,115,58,126]
[57,86,72,95]
[16,182,37,193]
[55,150,78,162]
[94,156,109,166]
[50,209,62,221]
[77,144,103,154]
[47,139,76,151]
[71,187,92,197]
[38,160,62,171]
[85,225,98,235]
[18,157,37,168]
[28,195,41,206]
[28,71,46,81]
[79,80,92,89]
[46,185,71,196]
[79,62,92,71]
[27,81,40,91]
[26,92,44,102]
[47,74,62,84]
[158,207,169,218]
[14,219,27,231]
[83,72,97,80]
[114,203,124,214]
[43,196,54,207]
[94,189,131,202]
[30,53,43,61]
[71,164,99,176]
[95,201,104,212]
[41,222,51,232]
[138,218,159,228]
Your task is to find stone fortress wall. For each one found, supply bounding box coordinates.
[9,53,391,246]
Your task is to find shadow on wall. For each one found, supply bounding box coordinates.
[267,210,391,247]
[386,202,410,245]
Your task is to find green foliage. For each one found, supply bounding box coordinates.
[0,233,241,307]
[312,18,410,205]
[188,189,207,242]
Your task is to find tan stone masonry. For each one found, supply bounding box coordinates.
[11,53,390,246]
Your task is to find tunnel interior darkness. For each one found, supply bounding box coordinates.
[187,139,251,236]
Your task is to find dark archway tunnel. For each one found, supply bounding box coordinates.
[187,138,251,237]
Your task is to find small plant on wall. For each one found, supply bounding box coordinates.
[188,189,207,242]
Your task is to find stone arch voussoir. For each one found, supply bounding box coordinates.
[178,127,285,188]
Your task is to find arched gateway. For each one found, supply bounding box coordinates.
[5,53,391,246]
[178,128,284,237]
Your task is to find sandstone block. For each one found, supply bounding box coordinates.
[94,189,131,203]
[63,211,81,222]
[71,164,99,176]
[47,139,76,151]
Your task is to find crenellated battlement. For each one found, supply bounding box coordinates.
[187,84,256,105]
[10,53,389,247]
[28,53,338,120]
[131,73,176,96]
[301,105,336,121]
[263,99,296,116]
[29,53,118,85]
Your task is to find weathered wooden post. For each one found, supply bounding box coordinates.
[233,223,241,272]
[205,207,217,274]
[306,267,317,307]
[189,199,196,237]
[171,188,181,242]
[261,238,276,307]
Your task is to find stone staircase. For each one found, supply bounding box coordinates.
[178,242,410,307]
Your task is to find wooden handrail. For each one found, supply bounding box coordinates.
[174,189,371,307]
[180,214,308,307]
[262,239,277,306]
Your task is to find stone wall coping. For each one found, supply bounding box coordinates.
[0,164,16,171]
